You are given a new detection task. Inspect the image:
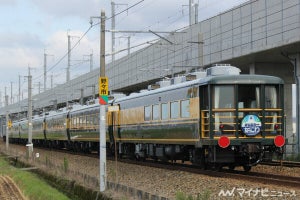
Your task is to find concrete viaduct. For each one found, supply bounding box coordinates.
[1,0,300,154]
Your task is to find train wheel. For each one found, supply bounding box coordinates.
[211,164,223,171]
[243,165,251,172]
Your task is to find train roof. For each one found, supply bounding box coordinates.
[203,74,284,85]
[114,74,284,103]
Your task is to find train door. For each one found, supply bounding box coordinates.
[199,85,209,139]
[108,105,120,149]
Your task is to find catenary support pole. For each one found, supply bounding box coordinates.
[5,87,9,151]
[99,9,106,192]
[27,67,33,157]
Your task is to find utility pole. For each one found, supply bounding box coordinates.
[111,1,128,61]
[120,36,131,55]
[44,52,47,91]
[10,82,13,104]
[19,75,21,102]
[90,53,93,71]
[38,82,41,94]
[44,51,54,91]
[187,0,198,26]
[189,0,193,25]
[99,9,107,193]
[84,52,94,72]
[27,67,33,157]
[90,10,107,192]
[127,36,131,55]
[5,87,9,151]
[51,73,53,89]
[67,34,71,82]
[111,1,115,63]
[194,2,198,24]
[86,85,96,100]
[0,91,2,107]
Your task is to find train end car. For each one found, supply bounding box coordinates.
[109,65,286,171]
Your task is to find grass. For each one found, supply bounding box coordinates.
[0,156,70,200]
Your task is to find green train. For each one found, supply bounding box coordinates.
[9,65,286,171]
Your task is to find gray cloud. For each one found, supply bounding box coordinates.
[0,32,44,48]
[30,0,102,19]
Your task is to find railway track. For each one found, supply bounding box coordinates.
[260,160,300,168]
[118,158,300,190]
[102,151,300,190]
[0,175,26,200]
[5,143,300,192]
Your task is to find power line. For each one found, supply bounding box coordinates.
[33,0,145,84]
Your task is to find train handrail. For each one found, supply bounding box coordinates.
[201,108,283,138]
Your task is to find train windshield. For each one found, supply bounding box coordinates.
[202,84,282,138]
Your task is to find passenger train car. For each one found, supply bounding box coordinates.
[8,65,286,171]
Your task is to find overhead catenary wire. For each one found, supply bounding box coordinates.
[32,0,145,83]
[18,0,252,96]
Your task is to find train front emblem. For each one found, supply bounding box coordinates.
[241,115,262,136]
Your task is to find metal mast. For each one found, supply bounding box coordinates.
[67,34,71,82]
[44,52,47,91]
[99,10,106,192]
[27,67,33,156]
[111,1,115,63]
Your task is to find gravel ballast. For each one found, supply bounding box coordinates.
[1,143,299,199]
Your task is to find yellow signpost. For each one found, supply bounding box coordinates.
[99,77,108,105]
[8,120,12,128]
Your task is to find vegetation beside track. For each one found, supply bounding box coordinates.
[0,154,70,200]
[6,155,111,200]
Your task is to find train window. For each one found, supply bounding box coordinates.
[144,106,152,121]
[181,100,190,118]
[171,101,179,119]
[87,115,92,126]
[79,117,83,125]
[72,118,76,127]
[265,85,279,108]
[213,85,234,108]
[153,104,160,120]
[238,85,260,108]
[213,86,234,134]
[200,86,209,110]
[93,114,99,125]
[161,103,169,120]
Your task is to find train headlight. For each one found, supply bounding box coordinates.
[274,135,285,147]
[218,136,230,148]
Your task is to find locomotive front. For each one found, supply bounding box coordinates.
[199,67,285,170]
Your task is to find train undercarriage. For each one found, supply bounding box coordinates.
[118,142,283,172]
[6,136,283,172]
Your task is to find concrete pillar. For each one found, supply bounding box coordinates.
[249,63,255,74]
[284,84,294,155]
[294,53,300,154]
[247,62,295,154]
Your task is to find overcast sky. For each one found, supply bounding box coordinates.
[0,0,249,102]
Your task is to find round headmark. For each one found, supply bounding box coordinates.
[241,115,262,136]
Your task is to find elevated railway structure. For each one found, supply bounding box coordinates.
[1,0,300,154]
